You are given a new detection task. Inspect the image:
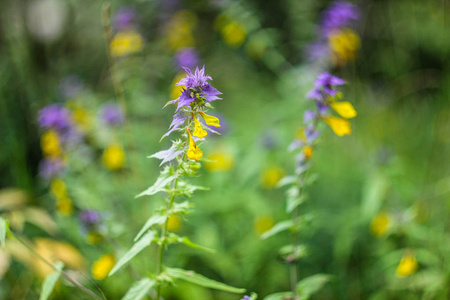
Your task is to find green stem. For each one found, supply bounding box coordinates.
[155,134,190,299]
[290,206,299,300]
[9,232,105,300]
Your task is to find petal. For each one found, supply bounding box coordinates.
[323,116,351,136]
[330,101,357,118]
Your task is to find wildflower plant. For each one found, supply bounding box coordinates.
[262,72,356,300]
[108,66,245,299]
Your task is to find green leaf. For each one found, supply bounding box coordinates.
[261,220,293,240]
[0,217,8,250]
[276,176,297,188]
[174,181,208,197]
[134,215,167,242]
[136,175,177,198]
[286,186,306,213]
[165,268,246,294]
[40,261,64,300]
[169,201,194,215]
[166,234,215,253]
[296,274,332,299]
[109,231,156,276]
[121,278,156,300]
[263,292,292,300]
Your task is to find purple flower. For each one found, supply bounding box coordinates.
[241,297,251,300]
[114,6,138,30]
[39,158,65,179]
[316,102,329,115]
[99,103,125,126]
[304,110,316,123]
[170,66,221,110]
[305,42,329,62]
[305,125,321,143]
[38,104,72,132]
[307,72,345,100]
[321,1,360,36]
[174,48,200,69]
[79,210,100,226]
[59,76,84,99]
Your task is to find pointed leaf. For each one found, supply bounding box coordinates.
[276,176,297,188]
[134,215,167,242]
[296,274,332,299]
[0,217,8,250]
[165,268,245,293]
[136,175,177,198]
[109,231,156,276]
[40,261,64,300]
[121,278,156,300]
[179,236,215,253]
[261,220,293,240]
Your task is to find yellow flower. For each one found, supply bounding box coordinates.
[396,252,418,277]
[370,212,391,237]
[92,254,115,280]
[253,216,274,235]
[41,130,62,157]
[323,116,352,136]
[221,22,246,47]
[57,197,74,216]
[50,179,67,199]
[192,114,207,139]
[110,30,144,57]
[167,215,182,232]
[170,72,186,100]
[72,107,90,130]
[205,151,234,172]
[187,129,203,161]
[166,10,197,51]
[102,144,126,170]
[86,232,103,245]
[199,111,221,127]
[330,101,357,119]
[303,145,313,159]
[329,28,360,63]
[260,166,285,189]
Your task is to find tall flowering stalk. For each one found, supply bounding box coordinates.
[262,72,356,300]
[108,66,245,299]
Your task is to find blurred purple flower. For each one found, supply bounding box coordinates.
[307,72,345,100]
[59,76,84,99]
[304,110,316,123]
[114,6,138,30]
[316,102,329,115]
[38,104,72,132]
[99,103,125,126]
[321,1,360,36]
[79,210,100,226]
[39,158,65,179]
[240,297,251,300]
[305,42,329,62]
[174,48,200,69]
[260,129,279,149]
[305,125,321,143]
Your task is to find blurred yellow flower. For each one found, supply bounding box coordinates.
[50,179,67,199]
[41,130,62,157]
[167,215,182,232]
[72,107,90,130]
[110,30,144,58]
[370,212,391,237]
[187,129,203,161]
[166,10,197,51]
[102,144,126,170]
[221,22,246,47]
[170,72,186,100]
[86,232,103,245]
[57,197,74,216]
[330,101,357,119]
[253,216,274,235]
[260,166,285,189]
[323,116,351,136]
[396,252,418,277]
[303,145,313,159]
[205,151,234,172]
[32,238,86,278]
[92,254,115,280]
[329,28,360,63]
